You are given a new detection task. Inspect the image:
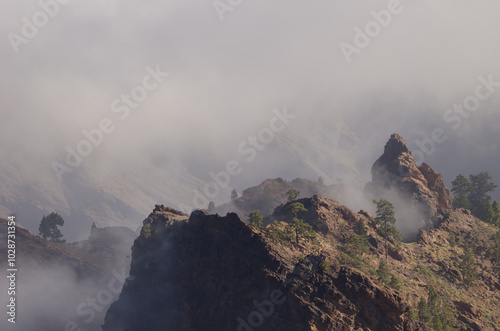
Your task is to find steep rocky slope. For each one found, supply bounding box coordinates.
[103,204,427,331]
[103,134,500,330]
[105,197,500,331]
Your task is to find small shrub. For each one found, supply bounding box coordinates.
[319,260,332,276]
[389,274,402,290]
[142,223,152,239]
[448,232,456,247]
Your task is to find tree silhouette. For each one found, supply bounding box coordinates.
[492,201,500,226]
[285,189,299,202]
[460,246,477,287]
[248,210,263,229]
[376,259,390,283]
[208,201,215,212]
[287,218,315,243]
[373,199,401,260]
[354,219,367,236]
[286,202,307,219]
[39,212,65,243]
[142,223,152,239]
[451,174,472,210]
[468,172,497,209]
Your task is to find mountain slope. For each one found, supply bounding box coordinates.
[0,218,136,330]
[104,205,426,331]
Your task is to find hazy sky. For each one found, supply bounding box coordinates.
[1,1,500,228]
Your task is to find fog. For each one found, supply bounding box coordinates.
[0,263,127,330]
[1,1,500,241]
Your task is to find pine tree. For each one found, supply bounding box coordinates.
[475,200,494,223]
[354,219,367,236]
[427,285,440,311]
[468,172,497,209]
[491,230,500,277]
[208,201,215,212]
[231,189,239,200]
[141,223,152,239]
[376,259,391,284]
[346,233,368,256]
[286,202,307,218]
[448,232,456,247]
[491,200,500,226]
[39,212,65,243]
[286,189,300,202]
[451,174,472,210]
[287,218,315,243]
[418,297,431,323]
[389,274,401,290]
[248,210,263,229]
[373,199,401,260]
[460,246,477,287]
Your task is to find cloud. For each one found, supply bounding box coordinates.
[1,0,500,238]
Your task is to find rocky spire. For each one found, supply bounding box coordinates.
[366,133,452,215]
[383,133,411,158]
[371,133,418,188]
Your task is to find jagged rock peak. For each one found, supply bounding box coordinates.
[383,133,411,157]
[365,133,453,236]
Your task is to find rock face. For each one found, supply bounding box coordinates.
[268,195,358,242]
[365,134,453,240]
[366,133,452,211]
[103,205,424,331]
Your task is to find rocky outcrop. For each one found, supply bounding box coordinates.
[214,177,363,218]
[268,195,358,242]
[419,163,453,209]
[366,133,453,210]
[103,205,423,331]
[366,133,452,211]
[364,134,453,240]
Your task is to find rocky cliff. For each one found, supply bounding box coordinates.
[103,204,427,331]
[365,133,453,240]
[104,193,500,331]
[366,133,452,211]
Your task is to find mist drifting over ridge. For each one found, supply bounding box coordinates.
[0,0,499,241]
